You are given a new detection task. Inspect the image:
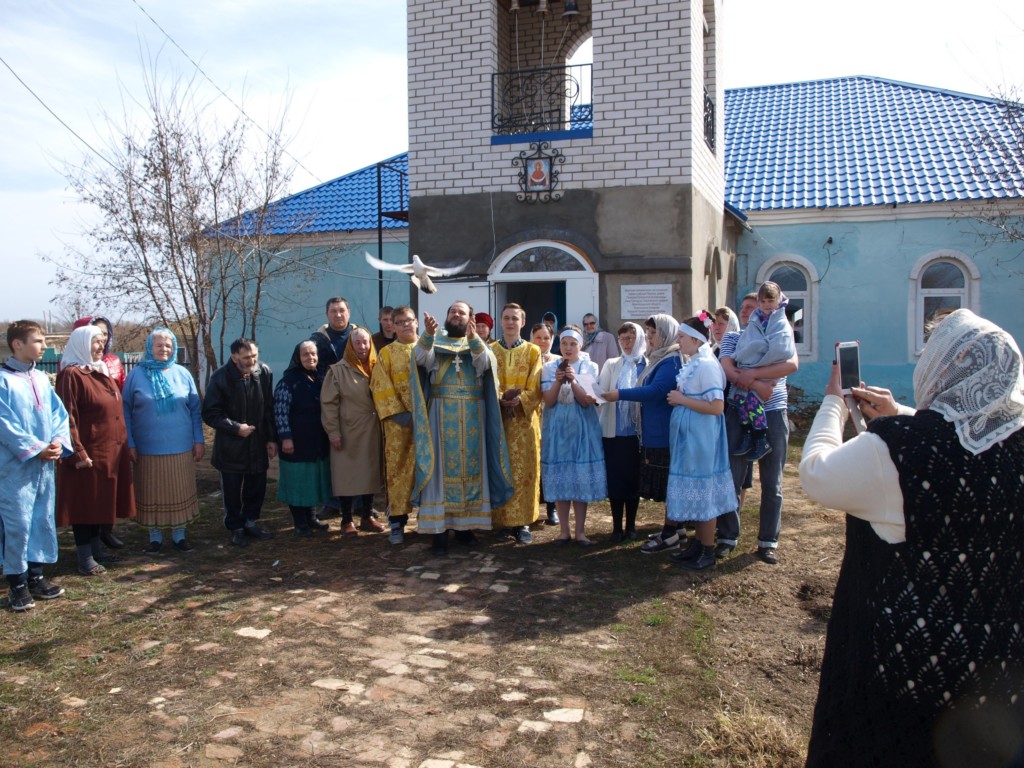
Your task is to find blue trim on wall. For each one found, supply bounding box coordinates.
[490,128,593,146]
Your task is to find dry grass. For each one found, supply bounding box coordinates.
[0,438,834,767]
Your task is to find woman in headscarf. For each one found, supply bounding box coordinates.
[799,309,1024,767]
[603,313,682,552]
[321,327,385,536]
[123,328,204,553]
[540,325,607,546]
[531,321,561,527]
[274,340,332,537]
[597,321,648,542]
[73,315,127,550]
[56,325,135,575]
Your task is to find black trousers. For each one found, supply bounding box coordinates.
[220,471,267,531]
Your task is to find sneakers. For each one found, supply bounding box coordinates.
[748,435,773,462]
[27,575,64,601]
[388,526,405,545]
[640,532,680,554]
[731,430,754,457]
[678,545,717,571]
[669,537,702,563]
[756,546,779,565]
[8,583,35,612]
[516,526,533,544]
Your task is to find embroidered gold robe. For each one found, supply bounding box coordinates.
[489,340,542,528]
[370,340,417,518]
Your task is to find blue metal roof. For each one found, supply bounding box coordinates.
[725,76,1024,211]
[237,76,1023,233]
[218,153,409,237]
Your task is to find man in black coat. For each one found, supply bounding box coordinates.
[202,338,278,546]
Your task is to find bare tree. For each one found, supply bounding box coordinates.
[967,87,1024,253]
[51,58,320,387]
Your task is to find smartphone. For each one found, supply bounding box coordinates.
[835,341,861,395]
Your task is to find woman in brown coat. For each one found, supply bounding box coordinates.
[321,327,384,536]
[56,325,135,575]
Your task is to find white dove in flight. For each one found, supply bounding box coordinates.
[364,252,471,294]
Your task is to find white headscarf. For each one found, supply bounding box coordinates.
[615,321,648,429]
[60,325,110,376]
[636,314,680,386]
[914,309,1024,454]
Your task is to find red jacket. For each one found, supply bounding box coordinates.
[72,316,126,391]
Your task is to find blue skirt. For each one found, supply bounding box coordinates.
[665,407,736,523]
[541,399,607,502]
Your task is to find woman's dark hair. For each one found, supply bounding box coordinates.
[530,322,552,336]
[616,323,637,336]
[680,317,710,341]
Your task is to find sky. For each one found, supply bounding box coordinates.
[1,0,1023,322]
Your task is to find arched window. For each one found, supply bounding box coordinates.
[756,255,818,359]
[908,251,980,355]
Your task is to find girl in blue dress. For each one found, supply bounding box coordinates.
[540,325,607,546]
[665,316,737,570]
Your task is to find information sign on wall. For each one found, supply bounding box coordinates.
[620,284,673,320]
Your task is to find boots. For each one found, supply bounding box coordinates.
[732,428,754,457]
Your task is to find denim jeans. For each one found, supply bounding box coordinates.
[716,407,789,549]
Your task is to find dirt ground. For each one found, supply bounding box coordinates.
[0,443,840,767]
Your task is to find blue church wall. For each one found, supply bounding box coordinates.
[736,212,1024,410]
[212,239,410,379]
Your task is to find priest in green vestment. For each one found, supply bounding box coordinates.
[410,301,513,556]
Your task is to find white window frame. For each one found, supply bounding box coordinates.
[756,254,818,361]
[907,250,980,357]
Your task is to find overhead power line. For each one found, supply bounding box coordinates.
[129,0,324,185]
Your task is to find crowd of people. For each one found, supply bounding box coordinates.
[0,290,804,611]
[4,296,1022,764]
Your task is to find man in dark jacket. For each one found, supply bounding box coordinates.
[202,338,278,546]
[311,297,356,378]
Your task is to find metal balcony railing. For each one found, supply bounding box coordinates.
[492,63,592,136]
[704,86,716,152]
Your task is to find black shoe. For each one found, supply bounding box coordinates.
[516,526,533,544]
[453,530,479,547]
[756,546,779,565]
[27,575,64,601]
[679,546,717,571]
[143,540,163,555]
[732,430,754,457]
[244,525,274,540]
[308,516,330,531]
[623,529,640,541]
[494,528,515,542]
[748,435,773,462]
[609,531,624,544]
[670,537,703,563]
[293,527,313,538]
[545,508,560,526]
[172,538,194,552]
[100,530,125,549]
[713,543,735,559]
[94,552,124,564]
[231,529,249,547]
[7,583,35,612]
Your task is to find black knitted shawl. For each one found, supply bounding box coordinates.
[806,410,1024,768]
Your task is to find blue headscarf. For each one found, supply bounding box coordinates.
[139,328,178,413]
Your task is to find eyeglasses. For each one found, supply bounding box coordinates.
[394,318,416,326]
[583,321,596,327]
